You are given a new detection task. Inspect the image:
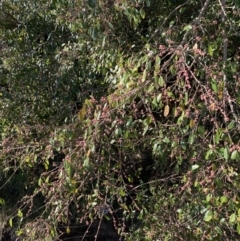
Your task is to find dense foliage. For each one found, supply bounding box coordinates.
[1,0,240,240]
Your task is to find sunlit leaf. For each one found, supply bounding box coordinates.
[211,80,217,92]
[231,150,239,160]
[220,196,228,204]
[237,222,240,234]
[214,128,221,144]
[142,69,147,82]
[224,147,229,160]
[230,213,236,223]
[204,210,213,222]
[228,121,235,130]
[163,105,170,117]
[183,24,192,32]
[158,76,164,87]
[83,157,89,167]
[155,55,160,72]
[18,209,23,218]
[206,194,212,203]
[191,164,199,171]
[193,42,198,50]
[9,218,13,227]
[119,188,125,197]
[208,45,214,56]
[38,177,42,187]
[0,198,5,205]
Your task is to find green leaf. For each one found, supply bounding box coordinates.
[18,209,23,218]
[66,226,71,234]
[220,196,228,204]
[191,164,199,171]
[143,125,149,136]
[38,177,42,187]
[0,198,5,205]
[231,150,239,160]
[158,76,164,87]
[142,69,147,82]
[64,160,75,178]
[163,136,170,143]
[17,229,23,236]
[119,188,125,197]
[124,130,129,138]
[9,218,13,227]
[205,149,213,160]
[140,8,146,19]
[133,16,140,29]
[237,222,240,234]
[206,194,212,203]
[83,157,89,167]
[188,133,195,144]
[214,226,222,235]
[167,91,175,98]
[230,213,236,223]
[45,175,50,183]
[126,117,133,128]
[155,56,160,72]
[183,24,192,32]
[115,127,122,136]
[204,210,213,222]
[208,45,214,56]
[227,121,235,130]
[220,218,226,224]
[211,80,217,92]
[224,147,229,160]
[214,128,221,144]
[177,111,185,125]
[44,160,49,170]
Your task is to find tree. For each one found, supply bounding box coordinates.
[1,0,240,240]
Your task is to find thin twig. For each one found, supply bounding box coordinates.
[160,0,211,72]
[0,167,19,189]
